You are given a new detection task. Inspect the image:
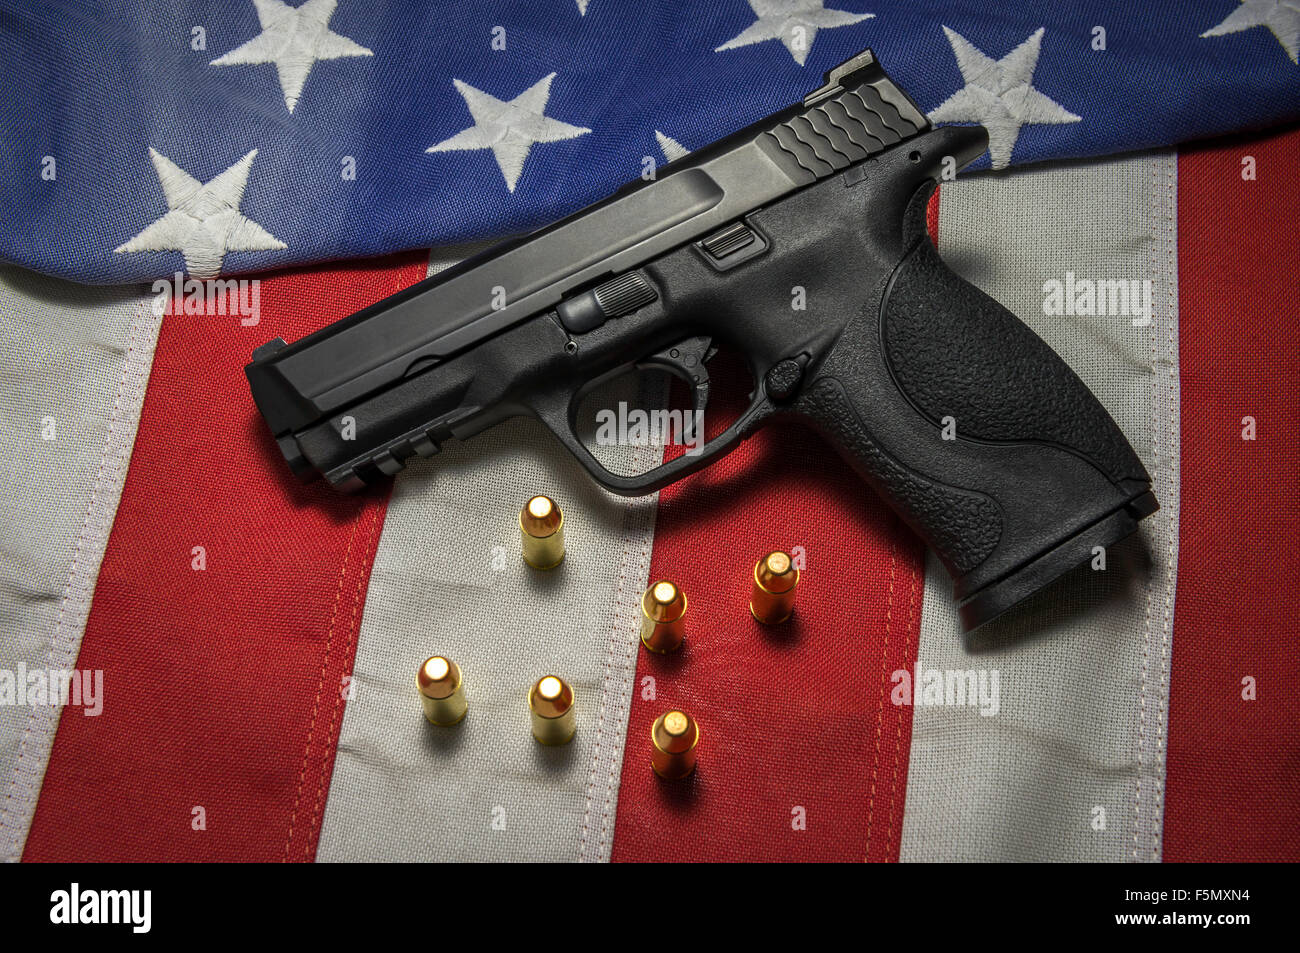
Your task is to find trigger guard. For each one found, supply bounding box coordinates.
[531,372,773,497]
[634,336,713,418]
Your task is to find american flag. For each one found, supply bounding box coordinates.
[0,0,1297,863]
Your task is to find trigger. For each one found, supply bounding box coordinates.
[636,336,713,416]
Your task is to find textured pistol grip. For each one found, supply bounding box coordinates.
[795,190,1156,630]
[883,237,1150,489]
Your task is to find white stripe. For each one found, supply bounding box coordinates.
[576,490,657,862]
[899,153,1181,862]
[1132,154,1181,861]
[314,247,658,861]
[0,270,161,861]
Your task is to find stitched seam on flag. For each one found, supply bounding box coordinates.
[885,547,920,860]
[0,313,142,844]
[864,524,898,861]
[578,435,653,862]
[578,373,665,863]
[577,536,630,860]
[1148,154,1180,862]
[1133,156,1160,863]
[1144,155,1166,864]
[0,301,159,862]
[1131,154,1180,863]
[596,508,650,859]
[285,506,365,862]
[1135,551,1155,855]
[597,498,658,859]
[304,501,382,862]
[578,502,636,860]
[600,511,656,857]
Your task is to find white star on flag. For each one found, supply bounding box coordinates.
[115,149,286,278]
[427,74,592,193]
[655,131,690,161]
[928,26,1081,170]
[715,0,874,66]
[1202,0,1300,64]
[211,0,373,113]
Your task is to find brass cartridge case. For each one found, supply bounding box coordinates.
[418,656,468,726]
[529,675,576,745]
[750,551,799,624]
[640,580,687,653]
[520,495,565,569]
[650,710,700,779]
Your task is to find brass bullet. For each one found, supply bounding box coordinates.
[651,710,700,780]
[640,580,687,653]
[750,551,799,624]
[520,495,565,569]
[418,655,467,726]
[529,675,576,746]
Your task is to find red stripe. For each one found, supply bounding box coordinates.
[23,253,427,862]
[610,193,939,862]
[926,187,939,246]
[1164,127,1300,861]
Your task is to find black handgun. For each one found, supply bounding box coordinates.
[246,49,1157,631]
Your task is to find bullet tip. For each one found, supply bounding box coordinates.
[521,495,563,537]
